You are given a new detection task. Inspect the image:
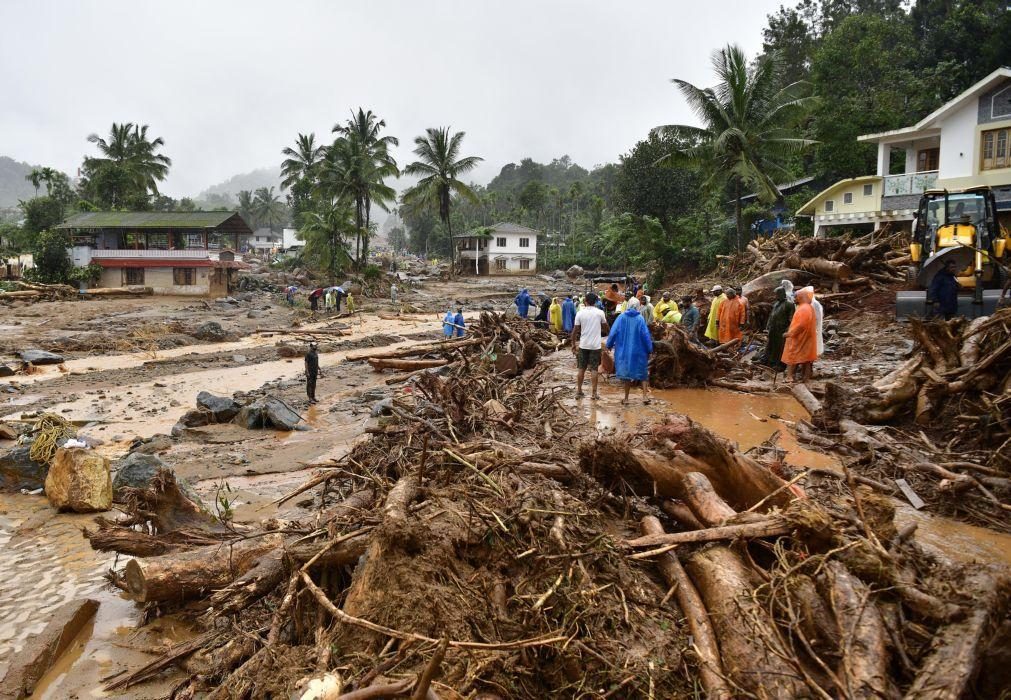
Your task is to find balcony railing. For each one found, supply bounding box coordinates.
[883,170,938,197]
[89,249,211,260]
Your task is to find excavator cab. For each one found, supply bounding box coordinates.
[896,187,1007,318]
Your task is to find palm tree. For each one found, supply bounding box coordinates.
[300,199,355,284]
[329,109,399,265]
[401,127,483,276]
[653,45,814,249]
[237,190,257,228]
[25,168,43,197]
[84,122,172,206]
[253,187,286,234]
[281,133,325,190]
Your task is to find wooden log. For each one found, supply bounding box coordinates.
[82,286,153,296]
[791,383,823,420]
[639,517,732,700]
[661,500,705,530]
[626,517,791,549]
[0,599,99,698]
[824,561,892,699]
[0,290,43,299]
[680,472,738,525]
[366,337,481,361]
[686,546,808,697]
[124,534,283,602]
[367,357,449,372]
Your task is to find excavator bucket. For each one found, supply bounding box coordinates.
[896,290,1003,319]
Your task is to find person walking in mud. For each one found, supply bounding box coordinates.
[572,292,608,400]
[304,342,322,404]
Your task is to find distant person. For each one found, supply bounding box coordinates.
[603,283,623,312]
[304,342,322,404]
[606,297,654,405]
[549,297,563,331]
[443,308,455,338]
[561,295,576,333]
[514,288,533,318]
[782,287,818,384]
[285,285,297,306]
[572,292,608,400]
[927,259,959,319]
[390,283,398,305]
[535,294,551,329]
[325,287,336,313]
[704,285,726,343]
[763,286,794,370]
[308,287,323,312]
[453,307,466,337]
[781,279,796,303]
[662,301,682,324]
[680,296,700,336]
[716,288,746,344]
[641,295,654,323]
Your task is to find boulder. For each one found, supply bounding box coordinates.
[246,309,266,319]
[0,445,47,492]
[566,265,585,279]
[234,397,303,431]
[45,448,112,512]
[551,269,565,279]
[192,321,230,342]
[0,422,18,441]
[0,365,14,377]
[178,408,212,428]
[196,391,240,422]
[112,452,202,505]
[18,349,64,365]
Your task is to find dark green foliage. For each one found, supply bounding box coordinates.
[26,229,73,283]
[79,122,172,209]
[20,196,66,235]
[615,132,700,227]
[387,225,407,253]
[68,262,103,285]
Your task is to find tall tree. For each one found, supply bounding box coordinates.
[237,190,257,229]
[401,127,483,275]
[25,168,43,197]
[81,122,171,208]
[654,44,815,249]
[281,133,325,190]
[253,187,286,233]
[300,199,355,284]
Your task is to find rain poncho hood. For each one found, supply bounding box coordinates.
[548,298,563,331]
[453,311,466,337]
[605,307,653,382]
[443,310,455,337]
[514,289,533,317]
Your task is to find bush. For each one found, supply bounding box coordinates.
[68,262,103,286]
[362,264,382,281]
[28,229,73,284]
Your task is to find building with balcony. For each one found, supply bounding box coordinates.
[453,222,538,275]
[798,67,1011,236]
[57,211,253,295]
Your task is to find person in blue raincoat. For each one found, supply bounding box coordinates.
[514,288,533,318]
[453,307,466,337]
[605,297,654,404]
[561,295,576,333]
[443,309,455,338]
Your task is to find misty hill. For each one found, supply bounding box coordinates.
[0,156,49,207]
[196,167,284,201]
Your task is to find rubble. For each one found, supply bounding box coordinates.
[196,391,240,422]
[234,396,304,431]
[17,349,65,365]
[192,321,233,342]
[44,447,112,512]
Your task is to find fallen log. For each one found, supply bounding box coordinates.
[639,516,732,700]
[626,517,791,550]
[680,471,738,525]
[824,561,892,699]
[791,383,823,421]
[365,337,482,361]
[81,286,153,296]
[367,358,449,372]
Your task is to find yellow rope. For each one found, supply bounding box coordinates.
[29,413,76,466]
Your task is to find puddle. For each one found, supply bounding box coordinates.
[895,505,1011,568]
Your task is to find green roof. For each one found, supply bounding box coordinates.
[58,211,252,234]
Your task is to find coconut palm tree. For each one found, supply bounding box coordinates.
[83,122,172,206]
[253,187,286,234]
[329,109,399,265]
[24,168,43,197]
[300,199,355,284]
[237,190,257,228]
[281,133,325,190]
[401,127,483,276]
[653,45,814,249]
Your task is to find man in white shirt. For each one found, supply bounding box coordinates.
[572,292,608,400]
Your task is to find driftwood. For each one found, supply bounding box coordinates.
[367,357,449,372]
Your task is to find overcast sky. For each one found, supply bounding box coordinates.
[0,0,781,197]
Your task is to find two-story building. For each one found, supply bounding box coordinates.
[454,222,539,275]
[798,67,1011,236]
[58,211,252,295]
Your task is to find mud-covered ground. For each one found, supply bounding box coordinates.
[1,274,1008,698]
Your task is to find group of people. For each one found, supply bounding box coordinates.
[287,285,353,315]
[442,308,467,338]
[759,280,825,383]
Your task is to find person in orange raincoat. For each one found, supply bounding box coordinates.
[782,286,819,383]
[716,288,746,344]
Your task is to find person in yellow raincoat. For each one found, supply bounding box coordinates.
[549,297,563,331]
[704,285,726,342]
[653,292,672,321]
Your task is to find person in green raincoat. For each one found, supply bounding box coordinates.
[763,286,794,370]
[704,285,726,342]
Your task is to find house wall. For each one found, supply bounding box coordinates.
[902,138,941,173]
[938,100,978,179]
[488,232,537,256]
[978,80,1011,125]
[814,181,881,216]
[100,266,211,295]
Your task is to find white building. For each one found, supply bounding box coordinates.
[798,67,1011,236]
[454,222,538,275]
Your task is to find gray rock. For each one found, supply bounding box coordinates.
[192,321,230,342]
[246,309,266,319]
[112,452,203,505]
[231,355,247,363]
[0,445,47,492]
[551,269,565,279]
[196,391,240,422]
[234,396,303,431]
[18,349,65,365]
[178,408,212,427]
[371,398,394,417]
[0,365,14,377]
[234,292,253,302]
[566,265,585,279]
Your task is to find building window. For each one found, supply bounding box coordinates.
[173,232,205,249]
[824,200,834,212]
[495,259,507,271]
[519,237,530,248]
[917,148,939,172]
[519,259,530,270]
[982,127,1010,171]
[173,267,197,286]
[863,184,873,196]
[843,192,853,204]
[124,268,144,285]
[496,237,506,247]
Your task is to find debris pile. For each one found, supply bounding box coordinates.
[83,314,1010,698]
[0,280,78,303]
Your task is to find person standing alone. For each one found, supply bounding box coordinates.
[304,342,322,404]
[572,292,608,400]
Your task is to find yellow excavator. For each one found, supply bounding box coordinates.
[897,186,1008,318]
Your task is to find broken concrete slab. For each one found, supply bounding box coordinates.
[45,447,112,512]
[17,349,65,365]
[0,598,99,699]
